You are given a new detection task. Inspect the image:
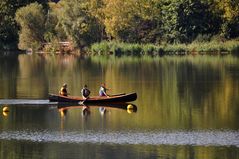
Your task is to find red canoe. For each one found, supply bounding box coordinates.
[49,93,137,103]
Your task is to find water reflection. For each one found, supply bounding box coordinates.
[1,55,239,130]
[0,55,19,98]
[57,103,137,132]
[82,106,91,117]
[2,106,9,117]
[99,107,107,115]
[1,54,239,158]
[57,103,138,117]
[59,109,68,118]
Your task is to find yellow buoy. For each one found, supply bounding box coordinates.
[127,104,134,109]
[3,106,9,112]
[127,104,134,114]
[3,111,8,117]
[127,109,133,114]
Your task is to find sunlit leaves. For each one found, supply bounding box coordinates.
[56,0,101,49]
[15,2,46,50]
[103,0,161,43]
[0,0,48,50]
[216,0,239,21]
[0,0,18,48]
[214,0,239,38]
[2,0,239,51]
[161,0,222,43]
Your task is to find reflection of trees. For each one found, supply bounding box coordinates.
[175,58,239,129]
[1,54,239,130]
[177,62,222,107]
[0,140,238,159]
[91,56,239,130]
[44,56,105,96]
[1,55,239,159]
[0,55,19,98]
[18,55,49,98]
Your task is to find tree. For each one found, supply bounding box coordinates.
[15,2,46,50]
[85,0,106,40]
[102,0,162,43]
[161,0,221,43]
[0,0,19,49]
[214,0,239,38]
[178,0,221,42]
[0,0,48,50]
[56,0,102,50]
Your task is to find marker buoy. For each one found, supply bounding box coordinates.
[3,112,8,117]
[3,106,9,112]
[127,104,134,110]
[127,104,134,114]
[127,109,133,114]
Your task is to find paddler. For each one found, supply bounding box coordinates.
[99,83,109,97]
[59,83,68,96]
[81,84,91,99]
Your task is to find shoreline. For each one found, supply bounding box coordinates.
[90,40,239,56]
[1,40,239,57]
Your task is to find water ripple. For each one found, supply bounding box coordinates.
[0,99,55,105]
[0,130,238,147]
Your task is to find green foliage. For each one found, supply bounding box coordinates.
[56,0,101,50]
[0,0,48,50]
[160,0,221,43]
[164,44,188,54]
[91,41,157,56]
[91,41,111,55]
[1,0,239,52]
[214,0,239,38]
[101,0,224,44]
[90,40,239,56]
[0,0,19,49]
[103,0,162,43]
[44,4,58,42]
[187,40,239,54]
[15,2,46,51]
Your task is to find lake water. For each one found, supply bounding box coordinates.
[0,54,239,159]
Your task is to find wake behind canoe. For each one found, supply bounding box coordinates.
[49,93,137,103]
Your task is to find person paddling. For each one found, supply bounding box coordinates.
[99,83,109,97]
[98,83,109,114]
[59,83,68,96]
[81,84,91,100]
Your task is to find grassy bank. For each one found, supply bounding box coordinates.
[90,40,239,56]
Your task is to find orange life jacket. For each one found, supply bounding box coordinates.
[59,87,67,96]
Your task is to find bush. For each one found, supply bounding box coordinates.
[90,40,239,56]
[91,41,111,55]
[15,2,46,51]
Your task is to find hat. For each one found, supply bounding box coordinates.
[63,83,67,87]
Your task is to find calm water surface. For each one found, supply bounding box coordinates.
[0,54,239,159]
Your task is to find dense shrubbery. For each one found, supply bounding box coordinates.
[15,3,46,51]
[0,0,239,54]
[0,0,48,50]
[90,40,239,56]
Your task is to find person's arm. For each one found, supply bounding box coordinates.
[103,89,110,97]
[103,91,108,96]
